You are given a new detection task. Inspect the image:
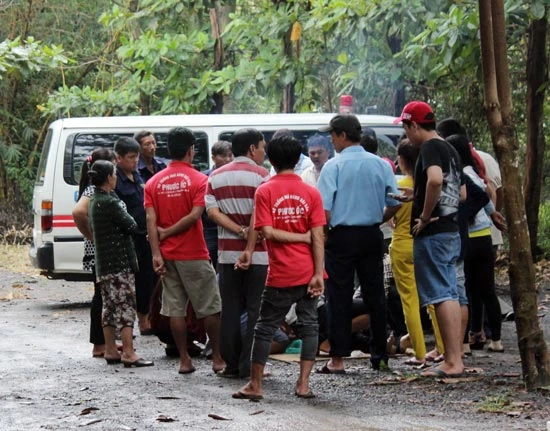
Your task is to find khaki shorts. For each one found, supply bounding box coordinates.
[161,259,221,319]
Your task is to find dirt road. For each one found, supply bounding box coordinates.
[1,267,549,430]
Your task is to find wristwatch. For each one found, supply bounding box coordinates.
[238,226,247,238]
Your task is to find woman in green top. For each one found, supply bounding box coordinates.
[89,160,153,368]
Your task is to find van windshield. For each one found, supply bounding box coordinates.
[64,131,209,185]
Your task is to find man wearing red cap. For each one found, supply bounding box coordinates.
[394,101,465,378]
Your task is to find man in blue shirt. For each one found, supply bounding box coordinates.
[114,137,156,336]
[317,114,401,373]
[134,130,167,184]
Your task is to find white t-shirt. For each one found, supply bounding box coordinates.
[477,150,503,246]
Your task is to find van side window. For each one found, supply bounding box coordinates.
[218,130,331,156]
[35,129,53,185]
[64,131,209,185]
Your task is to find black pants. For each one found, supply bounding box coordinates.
[90,265,104,345]
[325,225,387,365]
[133,234,156,315]
[465,235,501,340]
[218,264,267,377]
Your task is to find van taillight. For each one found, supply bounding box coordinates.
[41,200,53,232]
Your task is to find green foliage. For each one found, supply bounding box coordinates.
[537,201,550,257]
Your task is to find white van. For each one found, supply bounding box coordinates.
[30,113,402,280]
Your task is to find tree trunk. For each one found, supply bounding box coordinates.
[282,26,295,113]
[478,0,550,390]
[209,4,228,114]
[523,15,548,259]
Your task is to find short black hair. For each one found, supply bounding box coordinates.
[133,130,154,146]
[397,139,419,173]
[78,148,115,198]
[114,136,140,156]
[333,127,361,143]
[211,140,232,156]
[436,118,467,139]
[88,160,115,187]
[231,128,264,157]
[167,127,195,160]
[266,136,301,172]
[360,135,378,154]
[402,120,436,132]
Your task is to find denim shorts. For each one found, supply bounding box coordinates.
[413,231,460,307]
[456,259,468,306]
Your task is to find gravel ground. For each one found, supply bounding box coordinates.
[1,265,550,431]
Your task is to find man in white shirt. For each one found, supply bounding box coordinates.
[301,134,332,187]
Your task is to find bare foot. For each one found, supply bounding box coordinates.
[92,344,105,357]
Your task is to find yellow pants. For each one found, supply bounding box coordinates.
[390,242,426,360]
[427,304,444,354]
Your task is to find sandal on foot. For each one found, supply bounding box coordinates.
[316,364,346,375]
[295,390,316,399]
[232,391,262,401]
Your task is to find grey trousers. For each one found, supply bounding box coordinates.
[218,264,267,377]
[252,285,319,366]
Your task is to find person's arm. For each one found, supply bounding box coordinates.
[235,211,260,271]
[307,226,325,298]
[160,206,204,240]
[260,226,311,244]
[412,165,442,236]
[207,207,250,240]
[146,206,165,276]
[383,204,401,223]
[72,196,93,241]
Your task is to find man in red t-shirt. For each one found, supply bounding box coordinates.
[144,127,225,375]
[233,135,326,401]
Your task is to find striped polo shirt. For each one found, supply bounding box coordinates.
[205,156,269,265]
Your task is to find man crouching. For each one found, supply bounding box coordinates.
[233,135,326,401]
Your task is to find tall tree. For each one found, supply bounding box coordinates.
[523,7,548,259]
[478,0,550,390]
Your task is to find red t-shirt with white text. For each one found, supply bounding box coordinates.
[254,174,326,288]
[144,161,209,260]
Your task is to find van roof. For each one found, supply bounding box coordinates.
[51,113,398,130]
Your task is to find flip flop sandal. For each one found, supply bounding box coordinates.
[232,391,263,401]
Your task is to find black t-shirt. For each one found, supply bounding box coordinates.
[411,138,462,237]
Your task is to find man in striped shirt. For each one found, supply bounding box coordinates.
[205,129,269,378]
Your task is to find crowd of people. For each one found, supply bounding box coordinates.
[73,101,506,399]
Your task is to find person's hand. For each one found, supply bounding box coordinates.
[307,274,324,297]
[152,254,166,277]
[235,250,252,271]
[394,187,414,203]
[386,218,396,230]
[157,226,168,242]
[412,215,439,237]
[491,211,507,232]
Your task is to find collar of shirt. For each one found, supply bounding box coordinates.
[168,160,194,169]
[339,144,365,156]
[233,156,260,166]
[116,165,142,184]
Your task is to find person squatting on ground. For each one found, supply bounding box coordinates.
[73,148,119,359]
[144,127,225,374]
[202,140,234,270]
[317,114,401,373]
[114,137,156,335]
[205,129,270,378]
[233,135,326,400]
[389,139,427,366]
[88,160,153,368]
[395,101,465,378]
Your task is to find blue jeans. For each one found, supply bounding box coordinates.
[413,231,460,307]
[252,285,319,365]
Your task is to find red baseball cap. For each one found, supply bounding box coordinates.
[393,101,436,124]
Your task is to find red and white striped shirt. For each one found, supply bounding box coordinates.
[205,157,269,265]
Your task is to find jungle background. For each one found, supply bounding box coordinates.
[0,0,548,253]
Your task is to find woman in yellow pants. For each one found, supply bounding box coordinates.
[389,140,427,366]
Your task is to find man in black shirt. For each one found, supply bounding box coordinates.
[394,101,465,378]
